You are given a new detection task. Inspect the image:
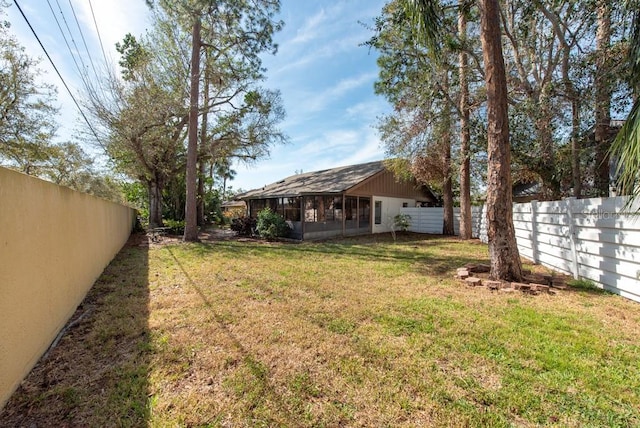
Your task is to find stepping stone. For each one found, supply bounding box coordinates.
[456,269,470,279]
[465,277,482,286]
[485,280,502,290]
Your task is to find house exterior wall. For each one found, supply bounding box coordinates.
[372,196,416,234]
[0,167,136,409]
[349,169,433,202]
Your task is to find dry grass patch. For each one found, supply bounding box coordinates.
[2,232,640,427]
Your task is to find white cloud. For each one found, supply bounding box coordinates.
[232,122,385,191]
[290,9,327,45]
[339,129,386,166]
[272,32,366,76]
[272,1,375,75]
[346,99,390,122]
[296,130,361,157]
[306,71,377,112]
[293,126,384,170]
[6,0,390,192]
[75,0,150,65]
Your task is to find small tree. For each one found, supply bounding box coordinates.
[394,213,412,232]
[0,14,58,175]
[256,208,291,240]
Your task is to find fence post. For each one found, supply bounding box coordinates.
[530,200,539,264]
[565,197,579,279]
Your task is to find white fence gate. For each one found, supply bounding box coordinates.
[401,196,640,303]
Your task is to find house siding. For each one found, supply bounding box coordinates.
[372,196,416,234]
[348,170,430,201]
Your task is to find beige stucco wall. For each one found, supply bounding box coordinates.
[0,167,135,409]
[372,196,416,234]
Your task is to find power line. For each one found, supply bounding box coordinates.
[67,0,100,82]
[46,0,92,90]
[12,0,103,145]
[53,0,91,82]
[88,0,110,68]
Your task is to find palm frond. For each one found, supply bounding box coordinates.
[610,1,640,210]
[401,0,443,56]
[611,100,640,207]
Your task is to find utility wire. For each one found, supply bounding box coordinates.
[53,0,92,84]
[67,0,100,82]
[12,0,103,145]
[46,0,92,90]
[88,0,110,68]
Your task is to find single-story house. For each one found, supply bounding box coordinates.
[237,160,437,240]
[221,199,247,218]
[512,181,543,203]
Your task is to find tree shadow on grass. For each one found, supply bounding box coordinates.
[207,233,490,277]
[162,246,302,426]
[0,233,151,427]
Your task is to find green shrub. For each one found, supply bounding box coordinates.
[230,216,257,236]
[568,278,609,293]
[164,219,185,234]
[394,213,412,232]
[256,208,291,240]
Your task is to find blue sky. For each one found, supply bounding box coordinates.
[6,0,390,193]
[5,0,150,150]
[242,0,391,192]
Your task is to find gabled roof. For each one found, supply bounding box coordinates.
[513,181,542,199]
[238,161,387,199]
[221,199,246,208]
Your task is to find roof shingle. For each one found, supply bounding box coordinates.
[238,161,386,199]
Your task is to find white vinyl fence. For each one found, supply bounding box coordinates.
[400,206,485,236]
[401,196,640,302]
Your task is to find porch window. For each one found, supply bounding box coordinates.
[359,197,370,225]
[284,197,301,222]
[322,196,334,221]
[266,198,278,213]
[303,196,342,223]
[304,197,317,222]
[345,197,357,221]
[333,196,343,222]
[374,200,382,225]
[249,199,266,218]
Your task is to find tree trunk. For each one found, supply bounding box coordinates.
[458,9,473,240]
[571,98,582,197]
[197,53,210,227]
[442,143,454,236]
[594,0,612,196]
[441,73,454,236]
[183,16,201,242]
[480,0,523,282]
[148,177,164,229]
[536,87,560,199]
[208,161,215,195]
[197,160,206,226]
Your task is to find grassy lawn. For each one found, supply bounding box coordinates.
[2,233,640,427]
